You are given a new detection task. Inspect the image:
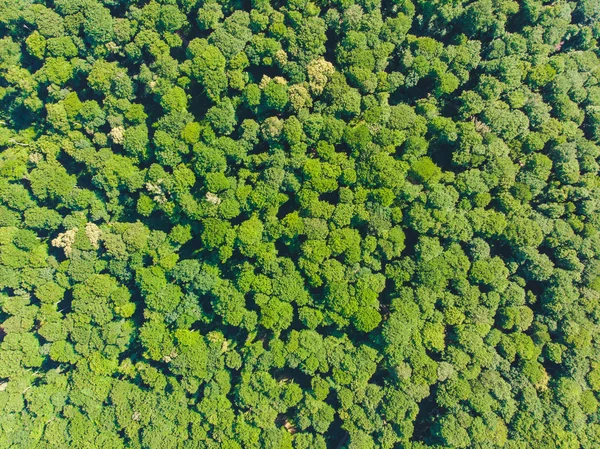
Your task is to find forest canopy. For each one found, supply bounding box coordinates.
[1,0,600,448]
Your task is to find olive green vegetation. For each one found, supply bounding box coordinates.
[0,0,600,448]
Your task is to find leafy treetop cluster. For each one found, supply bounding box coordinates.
[1,0,600,448]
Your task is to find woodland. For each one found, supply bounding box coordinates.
[1,0,600,448]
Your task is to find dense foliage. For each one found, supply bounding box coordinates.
[1,0,600,447]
